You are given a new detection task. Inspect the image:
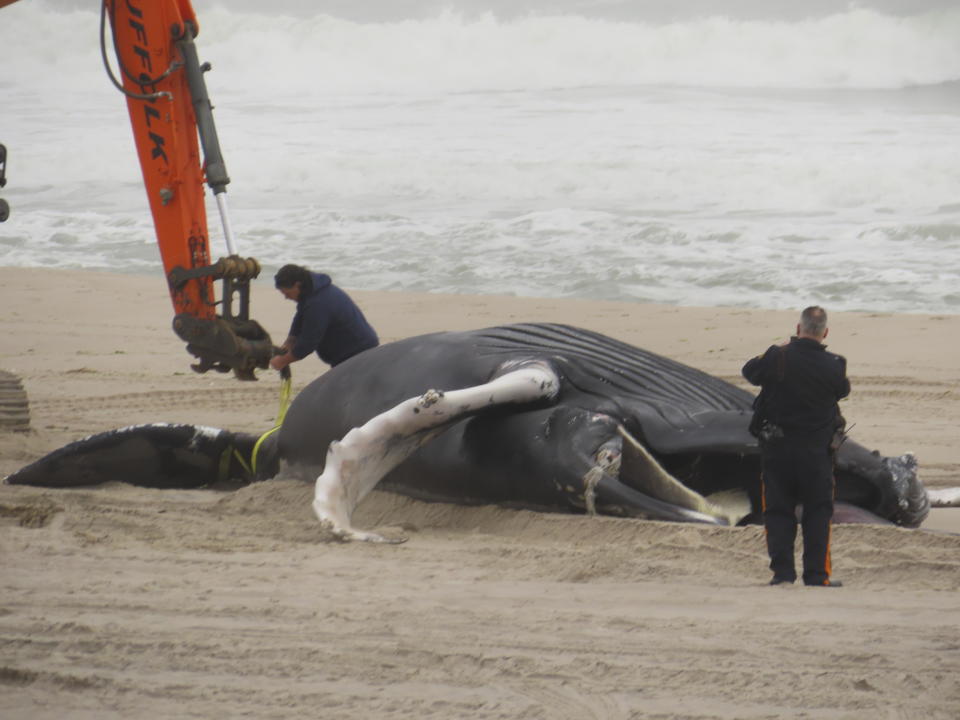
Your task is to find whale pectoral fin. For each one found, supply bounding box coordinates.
[312,441,411,544]
[927,487,960,507]
[311,363,560,542]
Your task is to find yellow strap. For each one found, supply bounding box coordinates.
[276,373,293,425]
[222,372,293,481]
[251,425,281,475]
[218,446,233,483]
[232,447,253,477]
[218,445,254,483]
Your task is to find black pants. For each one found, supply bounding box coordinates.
[761,436,835,585]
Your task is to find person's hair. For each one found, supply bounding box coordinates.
[799,305,828,337]
[274,264,311,290]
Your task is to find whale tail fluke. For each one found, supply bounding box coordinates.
[4,424,268,490]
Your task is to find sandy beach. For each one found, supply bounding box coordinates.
[1,266,959,719]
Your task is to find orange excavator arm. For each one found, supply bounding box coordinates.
[102,0,275,380]
[1,0,275,379]
[107,0,215,322]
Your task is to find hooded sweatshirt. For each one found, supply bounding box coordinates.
[288,272,379,366]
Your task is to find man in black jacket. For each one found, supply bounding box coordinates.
[269,264,379,373]
[742,306,850,587]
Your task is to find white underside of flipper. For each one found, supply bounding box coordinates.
[313,362,559,542]
[927,487,960,507]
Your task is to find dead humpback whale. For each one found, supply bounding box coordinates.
[4,323,932,542]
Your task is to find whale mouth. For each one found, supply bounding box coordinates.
[584,425,753,526]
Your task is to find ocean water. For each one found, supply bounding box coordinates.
[1,0,959,313]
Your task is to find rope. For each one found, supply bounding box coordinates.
[276,371,293,425]
[251,426,281,476]
[217,370,293,482]
[218,369,294,480]
[250,370,294,475]
[218,445,252,483]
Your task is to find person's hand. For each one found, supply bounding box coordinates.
[270,354,291,371]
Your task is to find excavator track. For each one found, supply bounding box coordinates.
[0,370,30,432]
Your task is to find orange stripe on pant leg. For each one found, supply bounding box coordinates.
[824,522,832,582]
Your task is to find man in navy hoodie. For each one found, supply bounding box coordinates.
[269,264,379,373]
